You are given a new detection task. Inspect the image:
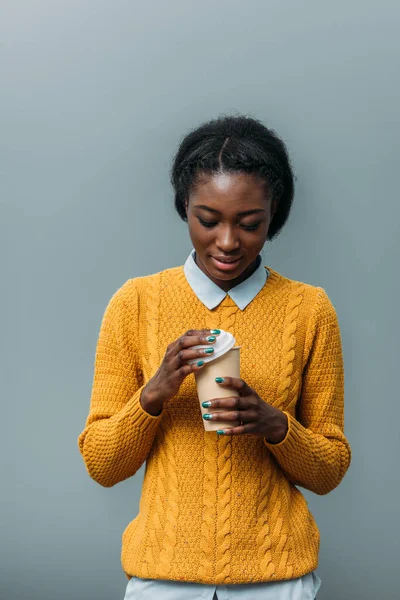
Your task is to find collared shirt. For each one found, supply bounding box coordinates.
[183,249,268,310]
[123,250,322,599]
[124,571,322,600]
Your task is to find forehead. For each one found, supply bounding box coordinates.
[190,172,269,212]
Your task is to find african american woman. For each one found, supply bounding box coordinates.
[78,115,351,600]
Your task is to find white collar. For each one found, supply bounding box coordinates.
[183,249,268,310]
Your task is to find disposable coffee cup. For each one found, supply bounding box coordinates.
[194,347,241,432]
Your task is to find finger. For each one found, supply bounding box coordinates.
[173,332,220,355]
[174,344,218,367]
[215,422,256,436]
[181,329,221,342]
[203,409,255,423]
[183,329,221,337]
[203,410,243,423]
[177,361,205,378]
[203,396,250,410]
[214,376,251,396]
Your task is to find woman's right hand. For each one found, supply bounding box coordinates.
[140,329,220,416]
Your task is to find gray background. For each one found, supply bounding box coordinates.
[2,1,399,599]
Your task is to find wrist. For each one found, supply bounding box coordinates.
[140,387,163,416]
[266,412,288,444]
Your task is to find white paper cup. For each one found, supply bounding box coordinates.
[195,347,241,432]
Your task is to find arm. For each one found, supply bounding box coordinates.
[77,280,163,488]
[264,288,351,495]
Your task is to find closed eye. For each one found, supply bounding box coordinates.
[198,218,217,228]
[198,218,261,231]
[241,223,261,231]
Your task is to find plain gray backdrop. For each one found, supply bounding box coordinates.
[2,1,399,599]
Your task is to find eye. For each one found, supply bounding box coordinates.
[197,218,261,231]
[198,218,217,228]
[241,223,261,231]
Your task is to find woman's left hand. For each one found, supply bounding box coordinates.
[204,377,288,443]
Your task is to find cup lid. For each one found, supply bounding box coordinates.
[188,330,236,364]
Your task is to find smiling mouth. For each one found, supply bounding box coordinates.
[214,257,241,263]
[211,256,242,270]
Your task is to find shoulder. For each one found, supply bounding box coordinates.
[108,265,185,307]
[266,266,338,319]
[267,268,341,361]
[266,265,320,296]
[128,265,185,293]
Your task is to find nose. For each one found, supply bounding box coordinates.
[216,225,240,253]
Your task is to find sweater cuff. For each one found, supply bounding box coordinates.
[123,387,164,432]
[263,412,305,458]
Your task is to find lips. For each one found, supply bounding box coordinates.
[211,256,242,271]
[213,256,240,263]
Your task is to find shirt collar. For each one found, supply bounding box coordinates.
[183,249,269,310]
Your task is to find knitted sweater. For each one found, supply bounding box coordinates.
[78,265,351,585]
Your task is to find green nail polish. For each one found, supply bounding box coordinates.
[202,401,211,407]
[203,413,213,420]
[216,429,225,434]
[215,377,224,383]
[204,347,214,354]
[206,335,216,343]
[210,329,221,335]
[197,360,204,367]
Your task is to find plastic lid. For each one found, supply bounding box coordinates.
[188,330,236,364]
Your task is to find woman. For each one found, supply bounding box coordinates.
[78,115,351,599]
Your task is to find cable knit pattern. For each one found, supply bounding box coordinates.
[215,435,233,582]
[253,282,303,579]
[156,411,180,578]
[275,283,305,411]
[136,274,164,574]
[198,431,218,581]
[215,297,237,583]
[256,450,277,577]
[140,274,160,382]
[78,266,351,584]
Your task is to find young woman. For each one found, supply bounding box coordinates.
[78,115,351,599]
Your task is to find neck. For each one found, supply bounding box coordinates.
[194,253,261,292]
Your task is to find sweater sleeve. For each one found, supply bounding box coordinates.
[264,288,351,495]
[78,280,162,487]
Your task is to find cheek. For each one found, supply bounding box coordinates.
[188,221,200,239]
[244,232,268,253]
[187,221,211,247]
[188,219,209,237]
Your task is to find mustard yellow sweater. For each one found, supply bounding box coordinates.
[78,266,351,585]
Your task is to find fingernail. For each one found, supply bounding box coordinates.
[210,329,221,335]
[216,429,225,434]
[203,413,213,420]
[215,377,224,383]
[202,401,211,407]
[204,348,214,354]
[206,335,216,343]
[197,360,204,367]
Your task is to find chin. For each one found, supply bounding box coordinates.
[212,270,241,281]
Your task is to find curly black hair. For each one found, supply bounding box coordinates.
[171,114,295,240]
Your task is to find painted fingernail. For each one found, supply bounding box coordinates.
[204,347,214,354]
[203,413,213,420]
[215,377,224,383]
[202,401,212,407]
[216,429,225,434]
[210,329,221,335]
[197,360,204,367]
[206,335,216,343]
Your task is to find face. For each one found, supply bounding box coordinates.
[185,171,277,292]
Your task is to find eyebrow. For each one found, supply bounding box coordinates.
[193,204,266,217]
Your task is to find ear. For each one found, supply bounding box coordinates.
[184,199,188,216]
